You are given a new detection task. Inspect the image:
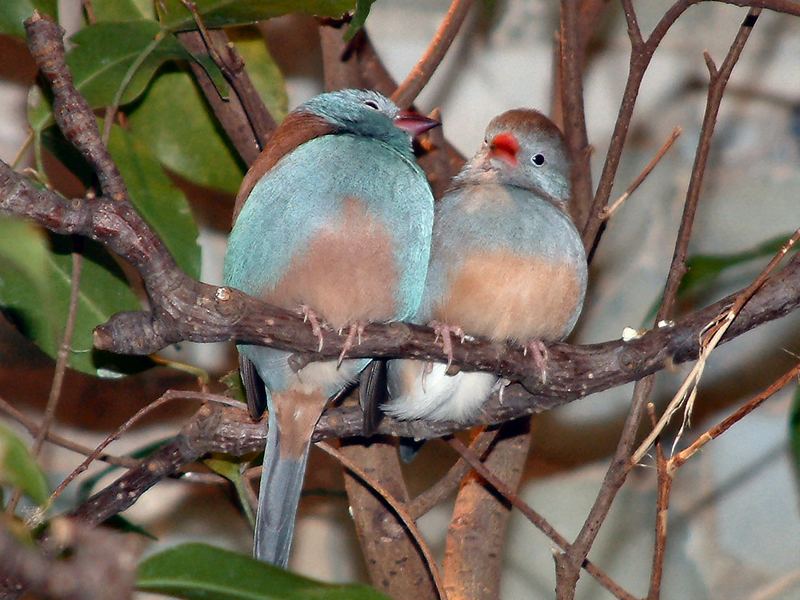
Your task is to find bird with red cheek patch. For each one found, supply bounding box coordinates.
[384,109,587,423]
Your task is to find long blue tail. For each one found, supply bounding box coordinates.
[253,409,311,567]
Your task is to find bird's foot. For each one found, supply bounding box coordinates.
[337,321,365,367]
[492,377,511,404]
[301,305,325,352]
[430,321,466,372]
[524,339,549,384]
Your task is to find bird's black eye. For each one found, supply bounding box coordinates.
[364,100,380,110]
[531,153,545,166]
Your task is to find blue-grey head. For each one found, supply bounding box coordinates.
[455,109,572,204]
[300,89,438,155]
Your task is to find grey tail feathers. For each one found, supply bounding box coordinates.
[253,409,311,568]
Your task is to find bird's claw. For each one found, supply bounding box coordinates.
[301,305,325,352]
[430,321,465,372]
[337,322,365,367]
[525,340,549,384]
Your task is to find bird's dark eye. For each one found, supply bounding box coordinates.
[531,153,545,166]
[364,100,380,110]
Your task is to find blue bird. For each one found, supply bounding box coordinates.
[223,89,437,566]
[385,109,587,423]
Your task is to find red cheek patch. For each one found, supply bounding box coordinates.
[489,132,520,166]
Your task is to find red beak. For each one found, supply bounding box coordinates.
[394,110,440,137]
[489,132,520,166]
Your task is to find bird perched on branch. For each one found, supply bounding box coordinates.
[223,89,437,567]
[385,109,587,424]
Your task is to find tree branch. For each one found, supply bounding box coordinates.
[391,0,474,109]
[1,154,798,410]
[0,518,139,600]
[555,9,763,597]
[443,419,531,600]
[559,0,595,233]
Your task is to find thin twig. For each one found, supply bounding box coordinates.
[408,429,497,519]
[633,224,797,464]
[669,361,800,471]
[6,251,83,514]
[559,0,595,230]
[751,568,800,600]
[602,126,682,220]
[43,391,239,515]
[646,403,671,600]
[447,438,637,600]
[556,11,762,598]
[34,251,83,458]
[315,441,447,600]
[0,395,137,468]
[391,0,474,108]
[180,0,275,148]
[583,0,694,251]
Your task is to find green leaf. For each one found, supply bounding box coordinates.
[0,216,51,298]
[158,0,355,31]
[344,0,377,41]
[0,221,150,377]
[643,233,800,323]
[0,0,57,39]
[106,124,201,279]
[790,384,800,478]
[103,514,159,540]
[29,20,218,134]
[126,68,244,194]
[91,0,155,22]
[137,543,391,599]
[0,215,58,359]
[205,456,255,527]
[0,423,49,506]
[220,369,247,404]
[127,29,287,194]
[28,21,227,132]
[67,21,195,109]
[47,236,148,377]
[232,28,288,122]
[29,105,202,281]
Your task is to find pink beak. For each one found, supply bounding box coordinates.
[394,109,440,137]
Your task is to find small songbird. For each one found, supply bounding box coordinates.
[223,89,437,566]
[385,109,587,423]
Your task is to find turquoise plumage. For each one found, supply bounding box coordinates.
[385,109,587,423]
[223,89,436,567]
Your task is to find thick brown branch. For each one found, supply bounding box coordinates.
[2,156,799,404]
[446,438,636,600]
[69,241,800,528]
[25,13,126,202]
[443,419,531,600]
